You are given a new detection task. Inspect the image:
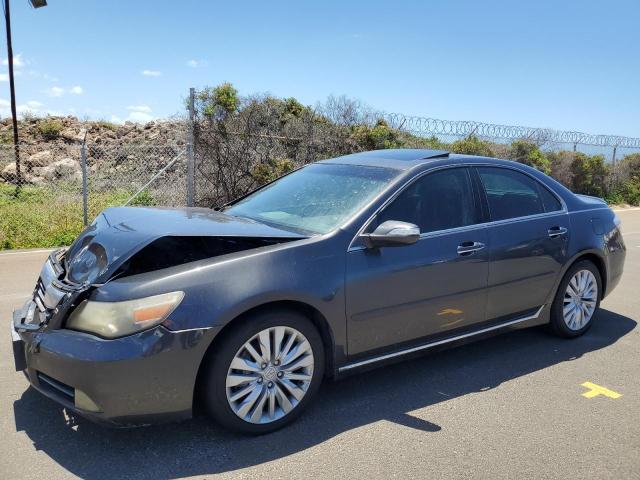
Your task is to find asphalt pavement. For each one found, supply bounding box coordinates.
[1,210,639,479]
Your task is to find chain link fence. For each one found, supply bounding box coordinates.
[1,90,640,249]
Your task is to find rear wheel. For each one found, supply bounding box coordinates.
[202,309,324,434]
[550,260,601,338]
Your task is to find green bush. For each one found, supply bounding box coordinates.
[570,153,609,198]
[508,140,551,174]
[252,158,295,184]
[36,118,63,139]
[352,119,403,150]
[199,82,239,118]
[450,135,495,156]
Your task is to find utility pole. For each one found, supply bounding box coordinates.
[3,0,21,188]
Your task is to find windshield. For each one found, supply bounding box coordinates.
[226,163,399,234]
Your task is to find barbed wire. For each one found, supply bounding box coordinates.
[384,114,640,149]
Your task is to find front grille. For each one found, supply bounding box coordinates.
[37,372,75,403]
[34,278,47,313]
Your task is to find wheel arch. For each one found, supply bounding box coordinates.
[192,300,336,412]
[550,250,607,305]
[570,252,607,299]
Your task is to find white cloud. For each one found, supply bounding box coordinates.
[0,74,8,82]
[47,86,65,97]
[128,111,153,123]
[0,98,10,107]
[45,86,83,97]
[186,59,208,68]
[141,69,161,77]
[26,100,43,108]
[2,53,26,68]
[110,105,155,124]
[127,104,152,113]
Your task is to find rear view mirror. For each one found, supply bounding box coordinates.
[361,220,420,248]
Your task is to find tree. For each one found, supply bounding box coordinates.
[450,135,495,156]
[508,140,551,174]
[570,153,608,197]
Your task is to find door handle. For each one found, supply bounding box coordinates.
[548,226,568,239]
[457,241,485,256]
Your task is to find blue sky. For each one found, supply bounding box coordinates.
[2,0,639,136]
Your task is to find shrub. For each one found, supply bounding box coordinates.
[450,135,495,156]
[508,140,551,174]
[36,118,63,139]
[252,158,295,184]
[351,119,403,150]
[570,153,609,198]
[198,82,239,119]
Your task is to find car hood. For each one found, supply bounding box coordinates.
[64,206,305,285]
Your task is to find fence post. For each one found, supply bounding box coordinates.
[186,87,195,207]
[80,129,88,226]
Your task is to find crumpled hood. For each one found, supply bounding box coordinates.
[64,206,304,284]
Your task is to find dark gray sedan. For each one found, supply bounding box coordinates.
[11,149,626,434]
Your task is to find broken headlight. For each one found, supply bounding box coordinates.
[66,291,184,339]
[66,243,108,285]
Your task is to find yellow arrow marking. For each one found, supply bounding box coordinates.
[581,382,622,399]
[437,308,463,316]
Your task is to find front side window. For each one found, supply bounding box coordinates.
[477,167,549,221]
[375,168,479,234]
[226,163,400,234]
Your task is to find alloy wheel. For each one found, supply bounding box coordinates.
[563,269,598,331]
[225,326,314,424]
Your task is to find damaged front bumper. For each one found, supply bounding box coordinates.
[10,251,218,427]
[11,309,217,426]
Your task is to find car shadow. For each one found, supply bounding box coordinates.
[13,308,635,479]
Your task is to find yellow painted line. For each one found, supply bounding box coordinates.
[581,382,622,399]
[437,308,463,315]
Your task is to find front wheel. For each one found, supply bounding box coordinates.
[202,309,324,434]
[550,260,602,338]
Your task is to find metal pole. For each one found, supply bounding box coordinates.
[80,130,88,225]
[612,146,617,166]
[3,0,21,190]
[186,87,195,207]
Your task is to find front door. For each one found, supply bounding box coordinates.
[345,167,489,356]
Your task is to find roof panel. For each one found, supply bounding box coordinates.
[319,149,450,170]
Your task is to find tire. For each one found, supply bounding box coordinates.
[201,309,325,434]
[550,260,602,338]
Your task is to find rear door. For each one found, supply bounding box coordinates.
[345,167,489,356]
[475,166,569,320]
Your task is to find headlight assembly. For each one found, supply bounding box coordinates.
[66,291,184,339]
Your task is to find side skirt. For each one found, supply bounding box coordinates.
[338,305,545,374]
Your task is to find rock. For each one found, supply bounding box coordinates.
[23,173,46,186]
[26,150,54,168]
[60,128,84,143]
[34,157,81,181]
[1,162,17,182]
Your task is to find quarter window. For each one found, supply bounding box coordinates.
[477,167,554,220]
[538,183,562,212]
[375,168,478,234]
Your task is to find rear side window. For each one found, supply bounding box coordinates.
[538,184,562,212]
[376,168,478,234]
[477,167,546,221]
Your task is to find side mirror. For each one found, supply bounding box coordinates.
[360,220,420,248]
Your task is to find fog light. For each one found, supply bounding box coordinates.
[74,389,102,412]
